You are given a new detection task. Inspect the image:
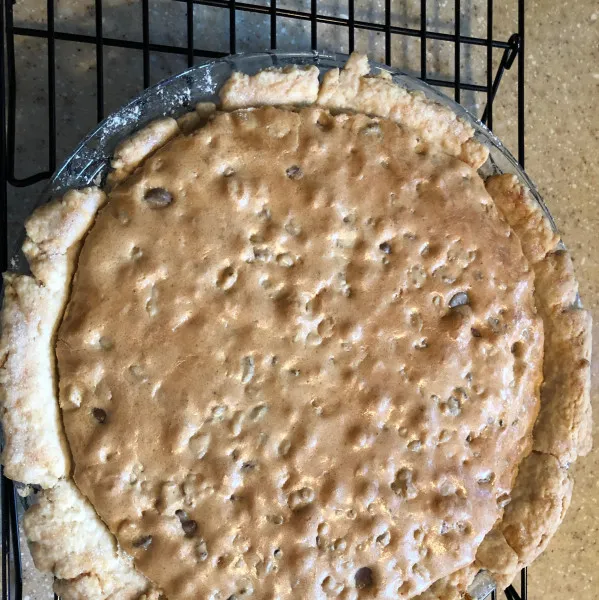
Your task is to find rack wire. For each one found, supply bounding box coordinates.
[1,0,527,598]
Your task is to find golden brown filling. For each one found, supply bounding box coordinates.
[57,106,542,599]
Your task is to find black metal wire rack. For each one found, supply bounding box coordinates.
[1,0,528,598]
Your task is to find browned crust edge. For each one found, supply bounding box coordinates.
[486,173,592,466]
[315,53,489,169]
[475,173,592,589]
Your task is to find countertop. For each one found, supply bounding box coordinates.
[3,0,598,598]
[513,2,599,598]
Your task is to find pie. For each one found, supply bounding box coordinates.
[0,54,591,600]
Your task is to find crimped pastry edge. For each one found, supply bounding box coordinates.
[0,54,589,600]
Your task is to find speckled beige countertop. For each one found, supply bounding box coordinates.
[517,2,599,598]
[3,1,598,599]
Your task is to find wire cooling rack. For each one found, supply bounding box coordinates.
[1,0,528,599]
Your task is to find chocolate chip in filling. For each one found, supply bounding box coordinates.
[91,408,107,424]
[143,187,173,207]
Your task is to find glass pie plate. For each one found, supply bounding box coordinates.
[7,50,560,599]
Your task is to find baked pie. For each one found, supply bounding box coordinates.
[0,54,591,600]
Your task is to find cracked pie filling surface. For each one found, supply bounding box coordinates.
[0,54,592,600]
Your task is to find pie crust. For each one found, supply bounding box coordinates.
[0,54,591,600]
[0,188,106,487]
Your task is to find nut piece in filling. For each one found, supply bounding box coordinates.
[55,105,543,600]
